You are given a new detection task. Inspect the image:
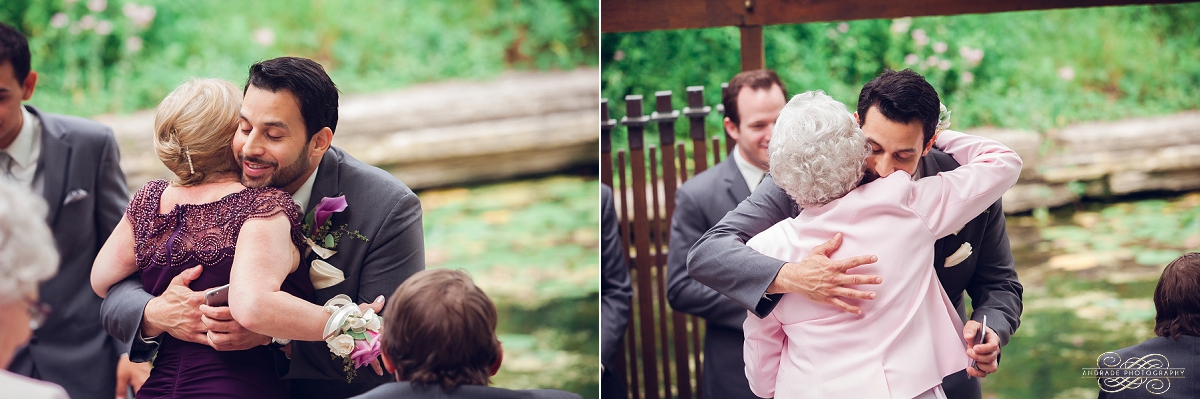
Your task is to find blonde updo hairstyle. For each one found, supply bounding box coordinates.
[154,78,242,186]
[769,90,870,208]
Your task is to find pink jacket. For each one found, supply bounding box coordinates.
[743,130,1022,399]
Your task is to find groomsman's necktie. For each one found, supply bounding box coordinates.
[0,151,14,180]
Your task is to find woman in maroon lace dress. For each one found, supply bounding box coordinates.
[91,79,331,398]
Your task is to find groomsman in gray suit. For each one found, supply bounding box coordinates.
[0,22,132,399]
[101,56,426,399]
[687,69,1023,399]
[665,69,786,399]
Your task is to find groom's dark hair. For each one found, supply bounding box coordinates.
[245,57,339,140]
[382,269,502,391]
[856,69,940,145]
[0,22,31,85]
[1154,252,1200,340]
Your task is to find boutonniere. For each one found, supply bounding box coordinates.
[301,196,369,289]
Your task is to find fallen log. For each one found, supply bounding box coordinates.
[94,68,600,192]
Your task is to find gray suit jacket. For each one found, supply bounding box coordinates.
[665,157,757,399]
[600,185,631,399]
[7,105,128,399]
[100,146,425,398]
[1097,335,1199,399]
[349,381,582,399]
[687,150,1023,399]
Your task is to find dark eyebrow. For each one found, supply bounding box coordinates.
[238,113,290,131]
[866,138,918,154]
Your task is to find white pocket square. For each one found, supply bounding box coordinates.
[63,189,88,205]
[310,259,346,290]
[944,242,972,268]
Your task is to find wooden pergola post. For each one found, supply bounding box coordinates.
[739,25,764,71]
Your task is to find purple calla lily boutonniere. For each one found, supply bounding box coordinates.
[301,196,369,290]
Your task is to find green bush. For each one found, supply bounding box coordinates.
[602,4,1200,149]
[1,0,597,117]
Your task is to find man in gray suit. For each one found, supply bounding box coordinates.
[0,22,131,399]
[665,69,786,399]
[100,57,425,399]
[688,69,1022,399]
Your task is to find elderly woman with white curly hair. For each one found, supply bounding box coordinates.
[741,91,1022,399]
[0,179,68,399]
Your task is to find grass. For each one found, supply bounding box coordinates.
[2,0,597,117]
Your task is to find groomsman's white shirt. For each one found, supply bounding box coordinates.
[1,106,42,188]
[731,144,766,193]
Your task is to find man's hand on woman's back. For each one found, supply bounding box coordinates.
[767,233,882,314]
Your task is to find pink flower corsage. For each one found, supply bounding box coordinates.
[322,294,383,382]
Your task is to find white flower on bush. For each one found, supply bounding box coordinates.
[904,54,919,66]
[327,334,356,357]
[124,36,142,53]
[95,20,112,35]
[890,17,912,34]
[254,28,275,46]
[911,29,929,47]
[87,0,107,12]
[933,42,947,54]
[1058,66,1075,81]
[50,13,69,29]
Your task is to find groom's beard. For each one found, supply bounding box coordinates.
[238,150,310,189]
[858,168,880,187]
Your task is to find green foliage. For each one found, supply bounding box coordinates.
[1,0,597,117]
[602,4,1200,150]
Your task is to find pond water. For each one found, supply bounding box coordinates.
[981,192,1200,399]
[416,174,600,398]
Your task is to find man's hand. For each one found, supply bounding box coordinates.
[359,295,386,376]
[115,353,149,399]
[199,304,270,351]
[766,233,881,314]
[142,265,206,343]
[963,320,1000,378]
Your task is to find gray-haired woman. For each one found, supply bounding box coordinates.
[742,90,1022,399]
[0,179,68,399]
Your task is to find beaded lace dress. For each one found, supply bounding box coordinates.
[128,180,314,399]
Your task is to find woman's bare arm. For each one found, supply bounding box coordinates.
[92,216,138,298]
[227,212,327,341]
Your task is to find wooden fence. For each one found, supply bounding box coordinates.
[601,86,729,399]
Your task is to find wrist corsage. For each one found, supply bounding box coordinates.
[322,294,383,382]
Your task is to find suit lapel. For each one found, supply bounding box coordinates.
[721,158,752,205]
[307,147,342,215]
[30,106,70,225]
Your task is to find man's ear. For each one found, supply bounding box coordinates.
[723,117,740,140]
[921,132,940,157]
[309,127,333,156]
[21,70,37,101]
[489,344,503,377]
[381,352,399,381]
[853,111,861,126]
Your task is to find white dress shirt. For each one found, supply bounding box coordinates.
[731,144,766,193]
[1,106,42,188]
